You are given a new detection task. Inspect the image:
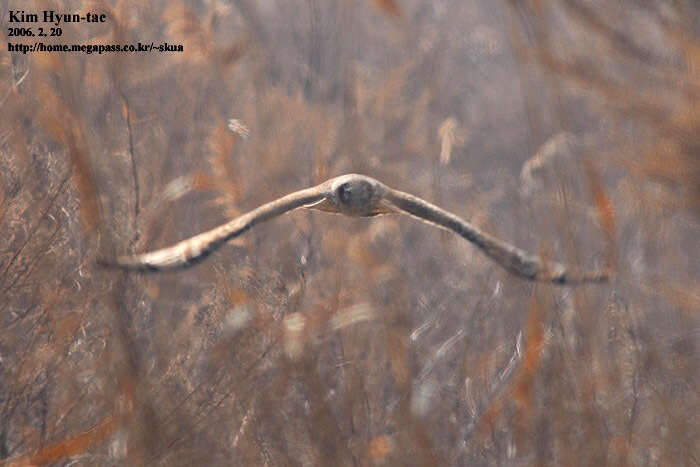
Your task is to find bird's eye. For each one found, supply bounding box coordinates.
[338,182,352,203]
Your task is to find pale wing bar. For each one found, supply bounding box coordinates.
[385,188,609,284]
[104,187,326,271]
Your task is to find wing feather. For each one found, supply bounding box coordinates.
[384,188,609,284]
[103,186,327,271]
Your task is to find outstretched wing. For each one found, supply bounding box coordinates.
[384,188,609,284]
[101,186,327,271]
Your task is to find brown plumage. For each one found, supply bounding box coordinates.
[101,174,610,284]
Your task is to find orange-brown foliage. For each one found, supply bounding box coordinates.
[1,0,697,465]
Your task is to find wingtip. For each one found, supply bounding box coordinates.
[95,256,116,269]
[551,268,613,285]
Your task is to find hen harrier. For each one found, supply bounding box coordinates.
[102,174,609,284]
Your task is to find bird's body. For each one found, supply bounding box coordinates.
[102,174,609,284]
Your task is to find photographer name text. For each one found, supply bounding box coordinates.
[9,10,107,26]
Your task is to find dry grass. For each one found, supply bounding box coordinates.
[0,0,697,465]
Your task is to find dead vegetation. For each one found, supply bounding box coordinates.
[0,0,697,465]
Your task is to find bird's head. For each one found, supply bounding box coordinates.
[306,174,395,217]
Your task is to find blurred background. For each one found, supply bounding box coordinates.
[0,0,698,465]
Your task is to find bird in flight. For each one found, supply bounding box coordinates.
[102,174,609,284]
